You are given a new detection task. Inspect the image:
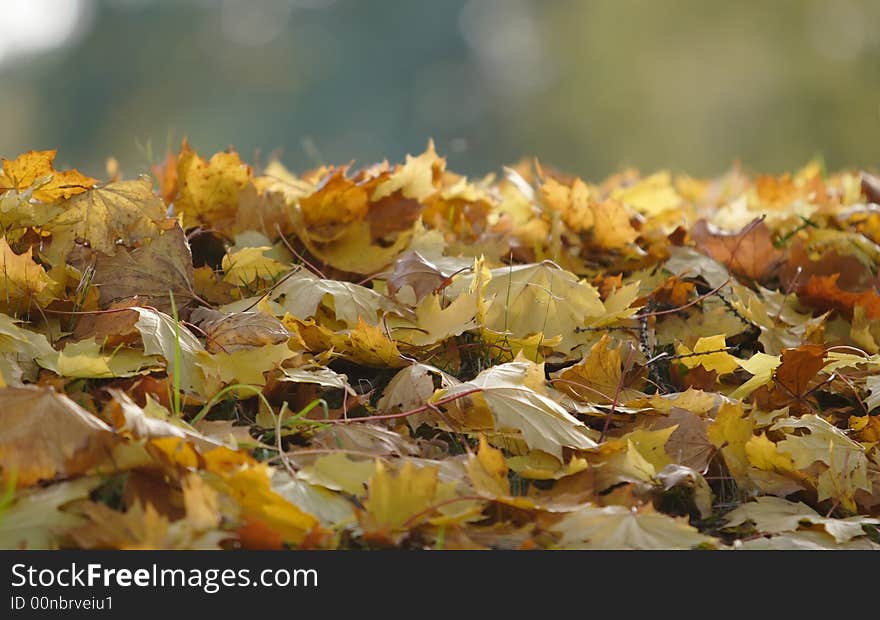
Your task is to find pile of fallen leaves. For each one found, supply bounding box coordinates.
[1,143,879,550]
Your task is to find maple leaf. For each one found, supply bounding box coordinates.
[56,339,162,378]
[192,308,289,353]
[279,365,356,394]
[797,273,880,319]
[539,175,594,232]
[754,345,828,414]
[611,171,682,217]
[132,306,218,396]
[272,268,404,328]
[174,141,251,229]
[707,401,754,485]
[437,359,598,459]
[271,472,355,529]
[210,461,321,547]
[0,150,97,203]
[724,496,880,543]
[745,433,796,473]
[391,257,489,347]
[735,531,880,550]
[203,342,295,387]
[692,217,783,281]
[0,237,54,314]
[292,146,440,275]
[377,363,459,430]
[774,344,827,398]
[551,334,644,405]
[66,501,174,550]
[0,477,103,549]
[104,389,220,451]
[221,246,289,287]
[590,199,639,249]
[359,460,467,545]
[297,167,369,242]
[0,313,58,384]
[675,334,740,376]
[446,261,606,358]
[48,177,166,256]
[91,222,196,314]
[731,352,781,399]
[551,504,717,550]
[297,453,375,496]
[385,250,455,303]
[290,316,409,368]
[646,408,716,471]
[0,387,117,487]
[772,414,870,511]
[465,435,511,497]
[371,142,441,203]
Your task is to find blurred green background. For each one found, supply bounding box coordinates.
[1,0,878,180]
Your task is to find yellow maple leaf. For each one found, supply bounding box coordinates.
[0,150,97,203]
[446,261,605,359]
[539,176,594,232]
[0,237,54,314]
[552,504,717,550]
[773,415,870,512]
[707,402,754,484]
[298,167,369,242]
[731,352,780,399]
[297,453,375,496]
[371,141,441,202]
[552,334,643,405]
[290,316,408,368]
[590,199,639,249]
[221,246,289,286]
[480,328,562,363]
[359,460,442,544]
[0,386,117,487]
[213,462,320,546]
[611,171,682,217]
[745,432,796,472]
[622,426,677,472]
[47,177,167,257]
[506,450,589,480]
[181,473,222,532]
[67,501,172,550]
[291,145,439,275]
[175,141,251,228]
[202,342,295,386]
[392,256,489,347]
[465,435,511,497]
[676,334,740,376]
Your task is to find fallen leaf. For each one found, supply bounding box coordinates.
[48,177,166,255]
[174,141,251,229]
[0,477,103,549]
[692,217,783,281]
[0,150,97,203]
[437,360,598,459]
[724,496,879,543]
[0,237,54,314]
[91,222,196,314]
[359,460,460,545]
[0,386,117,487]
[551,504,717,550]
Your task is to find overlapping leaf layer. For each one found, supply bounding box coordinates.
[1,146,879,550]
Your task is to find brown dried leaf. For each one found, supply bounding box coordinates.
[0,386,117,487]
[692,217,783,281]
